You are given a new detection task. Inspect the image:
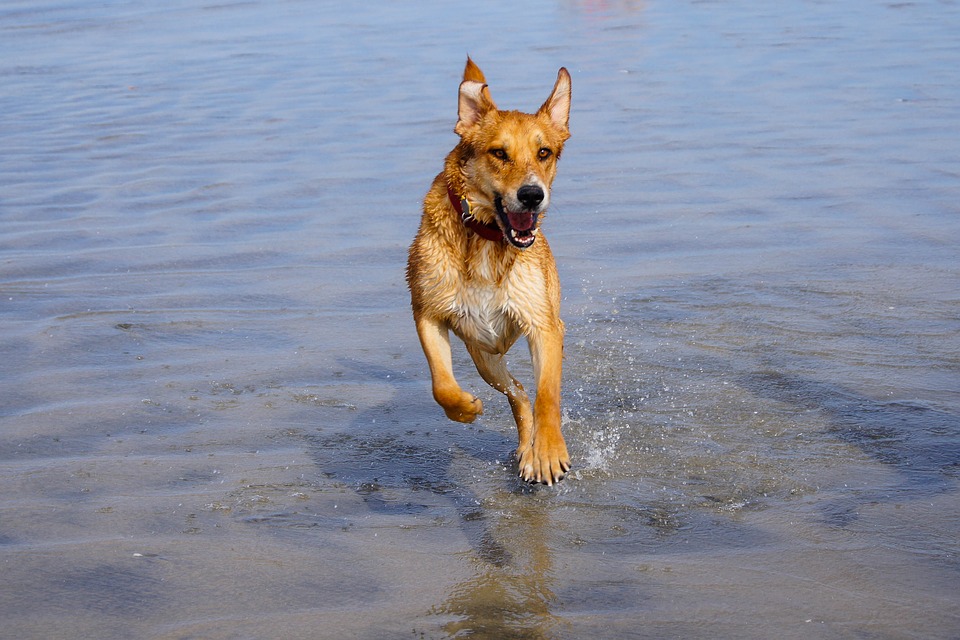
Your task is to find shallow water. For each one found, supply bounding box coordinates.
[2,1,959,638]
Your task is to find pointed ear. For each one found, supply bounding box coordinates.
[463,56,487,84]
[455,80,495,136]
[539,67,571,134]
[463,57,497,109]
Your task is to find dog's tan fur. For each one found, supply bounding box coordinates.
[407,58,572,485]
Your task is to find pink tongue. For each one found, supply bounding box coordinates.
[507,211,535,231]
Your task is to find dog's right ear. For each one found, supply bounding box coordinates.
[463,57,487,84]
[463,57,497,107]
[455,80,496,136]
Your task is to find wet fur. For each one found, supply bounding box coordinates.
[407,59,572,485]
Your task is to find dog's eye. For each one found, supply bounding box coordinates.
[538,147,553,160]
[489,148,508,161]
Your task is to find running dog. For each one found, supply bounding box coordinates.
[407,58,572,485]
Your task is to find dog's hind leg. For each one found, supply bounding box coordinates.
[415,314,483,423]
[466,345,534,455]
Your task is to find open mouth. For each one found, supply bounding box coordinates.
[494,196,539,249]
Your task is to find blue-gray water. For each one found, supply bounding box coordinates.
[2,1,958,638]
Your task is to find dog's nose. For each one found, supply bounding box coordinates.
[516,185,544,210]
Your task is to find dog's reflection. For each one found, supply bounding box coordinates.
[432,490,563,639]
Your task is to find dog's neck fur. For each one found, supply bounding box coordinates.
[445,183,503,243]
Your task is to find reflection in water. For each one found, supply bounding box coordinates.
[434,493,561,640]
[301,383,563,637]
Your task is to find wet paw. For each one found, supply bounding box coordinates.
[517,439,571,486]
[441,393,483,423]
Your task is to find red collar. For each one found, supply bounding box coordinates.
[446,185,504,243]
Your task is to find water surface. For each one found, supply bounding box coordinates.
[2,1,959,638]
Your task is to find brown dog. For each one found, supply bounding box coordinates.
[406,58,572,485]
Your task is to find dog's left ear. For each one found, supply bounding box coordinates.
[539,67,572,136]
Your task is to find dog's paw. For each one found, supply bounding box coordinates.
[441,393,483,423]
[517,438,571,486]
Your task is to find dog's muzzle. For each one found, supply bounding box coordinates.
[495,186,545,249]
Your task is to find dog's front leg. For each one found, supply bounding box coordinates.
[414,314,483,423]
[520,323,570,485]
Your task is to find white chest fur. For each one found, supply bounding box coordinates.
[451,280,514,352]
[445,244,545,354]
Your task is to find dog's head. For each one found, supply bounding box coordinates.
[452,58,571,249]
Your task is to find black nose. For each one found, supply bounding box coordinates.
[516,184,544,209]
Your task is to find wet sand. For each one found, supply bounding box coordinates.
[2,1,959,638]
